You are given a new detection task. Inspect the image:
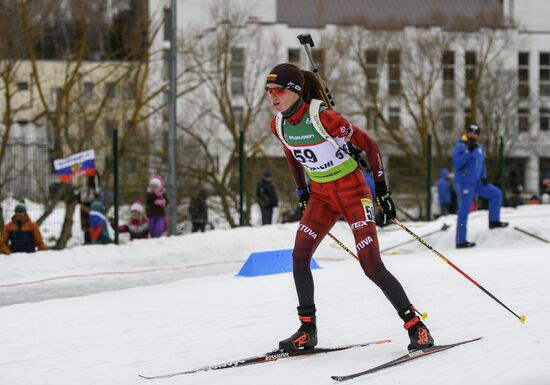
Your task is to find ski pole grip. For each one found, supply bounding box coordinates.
[297,33,314,47]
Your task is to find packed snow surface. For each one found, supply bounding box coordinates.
[1,205,549,385]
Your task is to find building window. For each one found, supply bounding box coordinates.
[518,52,529,99]
[231,47,245,95]
[540,52,550,97]
[311,49,325,78]
[84,119,94,131]
[389,106,400,130]
[163,7,171,42]
[105,119,116,138]
[441,108,455,131]
[540,107,550,131]
[125,157,138,175]
[288,48,300,64]
[162,90,169,121]
[388,50,401,96]
[105,82,116,101]
[442,51,455,98]
[465,51,477,96]
[126,81,136,100]
[366,107,378,131]
[162,49,170,81]
[518,108,529,132]
[17,81,29,91]
[50,87,61,109]
[464,107,473,128]
[365,49,379,96]
[83,82,94,101]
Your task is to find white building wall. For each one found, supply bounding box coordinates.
[511,0,550,32]
[149,0,550,195]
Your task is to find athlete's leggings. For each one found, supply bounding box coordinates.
[292,169,410,312]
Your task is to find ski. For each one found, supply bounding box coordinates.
[138,339,390,380]
[331,337,482,382]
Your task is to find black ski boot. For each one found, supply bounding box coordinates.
[456,241,476,249]
[489,221,509,229]
[279,305,317,352]
[398,305,434,351]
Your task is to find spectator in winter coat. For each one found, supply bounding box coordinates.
[1,200,47,254]
[437,168,452,216]
[89,200,112,245]
[146,176,168,238]
[452,124,508,249]
[115,201,149,240]
[189,187,211,232]
[256,170,279,225]
[75,175,99,244]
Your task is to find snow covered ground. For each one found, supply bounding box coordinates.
[1,205,549,385]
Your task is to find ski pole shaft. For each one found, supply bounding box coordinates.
[327,231,359,261]
[329,228,429,319]
[379,223,450,254]
[392,219,526,324]
[513,226,550,243]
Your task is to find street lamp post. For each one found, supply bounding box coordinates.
[167,0,177,235]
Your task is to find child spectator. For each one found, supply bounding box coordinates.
[117,201,149,240]
[1,200,47,254]
[146,176,168,237]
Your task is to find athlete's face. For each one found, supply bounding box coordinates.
[265,84,299,113]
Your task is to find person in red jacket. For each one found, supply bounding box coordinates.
[266,63,434,352]
[117,201,149,240]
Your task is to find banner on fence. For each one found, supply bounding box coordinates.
[54,150,97,182]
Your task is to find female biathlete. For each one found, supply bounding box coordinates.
[265,63,434,352]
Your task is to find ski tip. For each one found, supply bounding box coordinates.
[519,315,526,324]
[331,375,344,382]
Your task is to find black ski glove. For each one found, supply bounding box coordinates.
[375,182,396,226]
[348,143,369,169]
[296,187,310,214]
[468,140,478,152]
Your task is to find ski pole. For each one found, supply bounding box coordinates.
[392,219,526,324]
[380,223,450,254]
[513,226,550,243]
[326,231,359,261]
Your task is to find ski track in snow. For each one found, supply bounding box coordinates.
[1,205,549,385]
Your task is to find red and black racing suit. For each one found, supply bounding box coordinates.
[271,101,411,312]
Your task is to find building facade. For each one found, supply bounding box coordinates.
[150,0,550,196]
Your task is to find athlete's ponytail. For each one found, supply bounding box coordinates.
[302,70,325,104]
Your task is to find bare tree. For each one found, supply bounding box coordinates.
[177,4,278,227]
[322,26,519,218]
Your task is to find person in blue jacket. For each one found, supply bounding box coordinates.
[452,124,508,248]
[437,168,452,216]
[89,200,113,245]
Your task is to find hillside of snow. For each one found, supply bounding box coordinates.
[1,205,549,385]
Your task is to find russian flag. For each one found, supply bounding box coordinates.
[54,150,97,183]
